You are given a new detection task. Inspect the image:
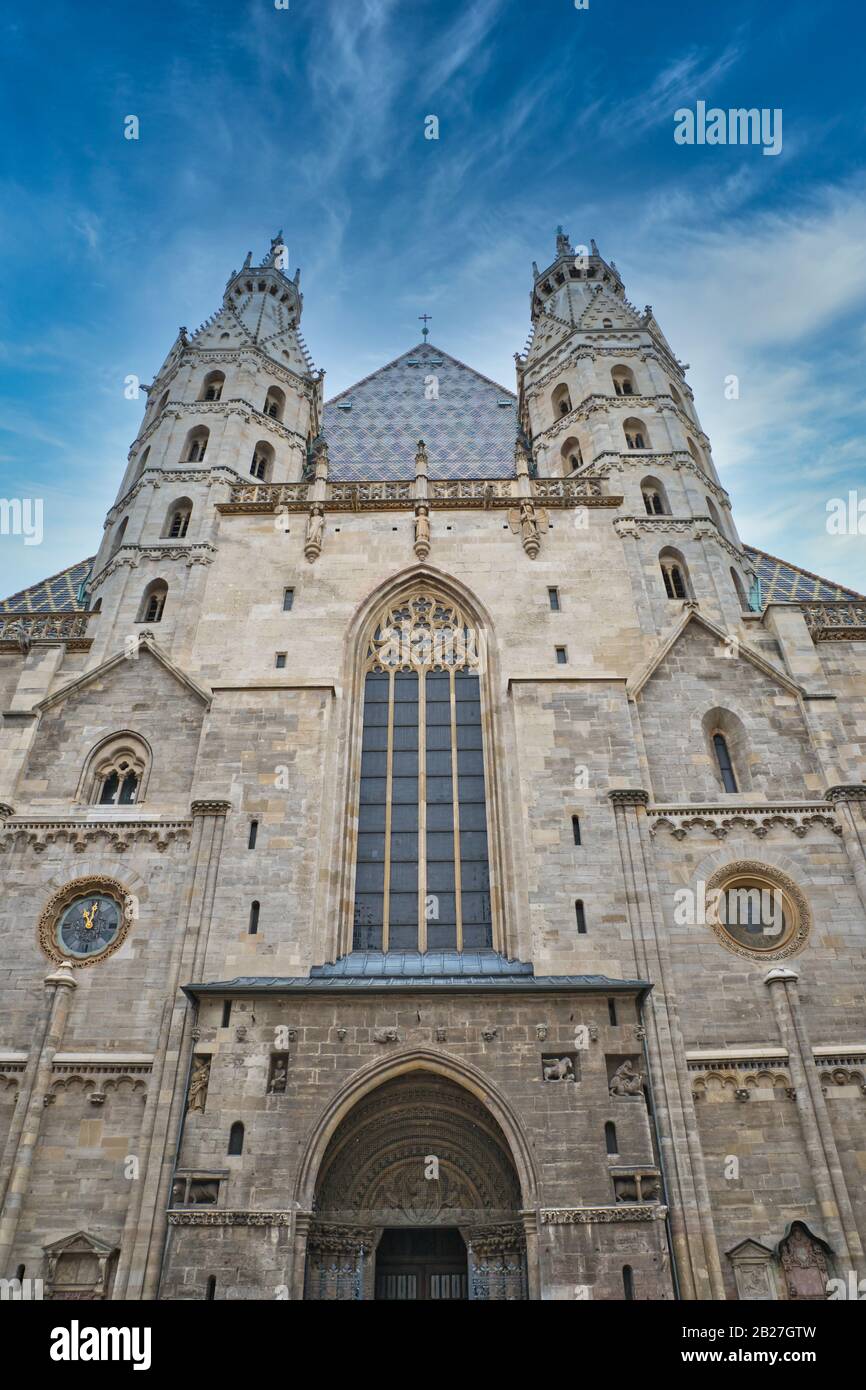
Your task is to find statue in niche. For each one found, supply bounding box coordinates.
[609,1059,644,1097]
[779,1223,830,1300]
[267,1057,288,1094]
[187,1056,211,1114]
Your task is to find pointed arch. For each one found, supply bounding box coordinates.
[292,1049,539,1215]
[330,566,511,962]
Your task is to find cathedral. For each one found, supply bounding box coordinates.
[1,228,865,1302]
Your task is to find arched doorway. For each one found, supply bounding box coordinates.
[304,1073,528,1300]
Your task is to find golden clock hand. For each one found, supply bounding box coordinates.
[82,901,99,931]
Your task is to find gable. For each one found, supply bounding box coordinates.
[19,646,206,806]
[322,341,517,481]
[637,620,821,803]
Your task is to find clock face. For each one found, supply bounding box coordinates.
[56,894,123,960]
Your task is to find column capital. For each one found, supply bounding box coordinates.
[190,799,232,817]
[825,784,866,804]
[764,967,799,986]
[44,962,77,990]
[608,788,650,807]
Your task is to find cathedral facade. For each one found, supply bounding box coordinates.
[1,230,865,1301]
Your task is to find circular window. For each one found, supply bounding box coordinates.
[704,862,809,961]
[38,877,133,967]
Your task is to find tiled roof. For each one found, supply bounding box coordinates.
[0,558,93,613]
[745,547,865,603]
[322,341,518,481]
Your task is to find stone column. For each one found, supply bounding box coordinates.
[0,962,77,1275]
[608,789,725,1299]
[290,1212,313,1301]
[114,799,231,1300]
[521,1208,541,1300]
[764,968,864,1278]
[826,786,866,918]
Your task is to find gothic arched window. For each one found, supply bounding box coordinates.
[199,370,225,402]
[352,591,492,954]
[250,441,274,480]
[641,477,669,516]
[81,732,151,806]
[263,386,286,420]
[611,365,636,396]
[164,498,192,539]
[138,579,168,624]
[183,426,209,463]
[624,418,649,450]
[659,549,689,600]
[561,437,583,472]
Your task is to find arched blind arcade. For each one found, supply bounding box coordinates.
[352,593,492,954]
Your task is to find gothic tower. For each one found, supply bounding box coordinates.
[86,233,323,666]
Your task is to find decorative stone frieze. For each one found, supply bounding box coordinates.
[648,803,840,840]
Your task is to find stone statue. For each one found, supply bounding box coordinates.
[543,1056,574,1082]
[187,1056,210,1113]
[9,620,32,656]
[609,1059,644,1097]
[414,506,431,560]
[268,1059,288,1094]
[305,506,324,563]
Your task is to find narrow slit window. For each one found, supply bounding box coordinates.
[248,820,258,849]
[283,588,294,611]
[608,997,618,1026]
[605,1121,618,1154]
[548,587,560,611]
[713,733,738,793]
[275,652,287,669]
[623,1266,635,1300]
[205,1276,216,1301]
[228,1122,244,1155]
[571,815,581,845]
[575,900,587,934]
[221,1001,232,1028]
[249,901,260,935]
[555,646,568,665]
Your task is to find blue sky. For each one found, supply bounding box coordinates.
[1,0,865,597]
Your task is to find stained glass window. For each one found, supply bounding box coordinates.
[352,593,492,952]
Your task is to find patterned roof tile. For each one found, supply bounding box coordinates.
[0,558,93,613]
[322,342,517,481]
[745,547,864,603]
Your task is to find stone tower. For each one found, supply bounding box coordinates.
[86,233,323,666]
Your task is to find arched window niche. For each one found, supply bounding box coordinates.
[347,581,503,958]
[78,731,152,807]
[702,707,752,795]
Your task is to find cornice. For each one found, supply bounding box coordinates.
[532,394,709,454]
[647,802,840,840]
[167,1209,293,1227]
[539,1204,666,1225]
[106,466,239,526]
[614,514,747,566]
[0,817,193,855]
[591,451,732,507]
[89,541,217,590]
[131,396,309,456]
